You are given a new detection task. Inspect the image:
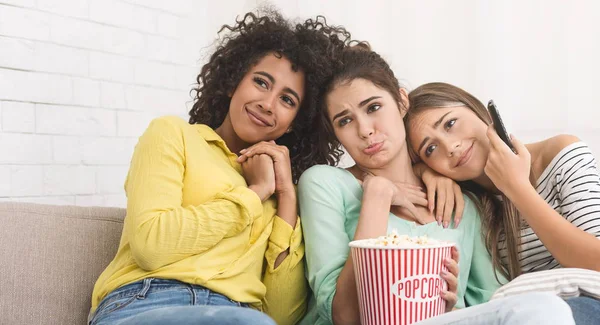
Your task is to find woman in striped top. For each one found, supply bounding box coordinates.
[405,82,600,324]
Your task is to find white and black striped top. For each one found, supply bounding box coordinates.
[499,142,600,273]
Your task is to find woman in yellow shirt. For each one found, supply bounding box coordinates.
[89,10,352,325]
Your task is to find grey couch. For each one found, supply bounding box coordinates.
[0,202,126,325]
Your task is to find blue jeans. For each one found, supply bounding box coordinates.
[416,292,575,324]
[89,278,276,325]
[566,296,600,325]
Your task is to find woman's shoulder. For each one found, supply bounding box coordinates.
[141,115,188,138]
[147,115,189,129]
[533,134,588,175]
[299,164,350,182]
[540,134,582,164]
[298,165,355,189]
[143,116,213,141]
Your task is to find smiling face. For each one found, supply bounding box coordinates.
[227,53,305,145]
[407,105,491,181]
[326,78,409,169]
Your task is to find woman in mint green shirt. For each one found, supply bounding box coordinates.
[298,165,504,324]
[296,44,574,325]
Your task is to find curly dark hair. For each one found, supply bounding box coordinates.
[315,43,403,167]
[188,9,353,183]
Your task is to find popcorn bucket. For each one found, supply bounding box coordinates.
[349,239,454,325]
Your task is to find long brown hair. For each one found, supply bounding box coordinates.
[315,43,406,165]
[405,82,523,281]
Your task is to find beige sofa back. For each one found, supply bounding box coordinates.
[0,202,126,325]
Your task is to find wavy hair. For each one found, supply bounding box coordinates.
[188,9,353,182]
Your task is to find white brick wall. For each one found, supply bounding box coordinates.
[0,0,206,207]
[2,102,35,133]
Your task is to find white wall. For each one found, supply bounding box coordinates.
[1,0,599,206]
[0,0,208,206]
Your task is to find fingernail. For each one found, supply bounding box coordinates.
[441,270,447,275]
[443,222,449,228]
[437,220,441,226]
[455,220,461,228]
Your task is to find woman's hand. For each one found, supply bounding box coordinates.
[238,141,295,198]
[414,163,465,228]
[241,154,276,202]
[484,126,532,198]
[362,174,430,224]
[441,246,459,312]
[392,181,430,210]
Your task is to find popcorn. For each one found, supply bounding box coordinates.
[349,229,456,324]
[360,229,446,248]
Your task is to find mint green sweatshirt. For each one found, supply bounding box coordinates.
[297,165,506,325]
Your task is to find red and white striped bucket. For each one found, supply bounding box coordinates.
[349,240,454,325]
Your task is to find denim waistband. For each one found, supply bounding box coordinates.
[89,278,246,324]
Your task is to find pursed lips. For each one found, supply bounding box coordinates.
[363,141,384,155]
[365,142,380,149]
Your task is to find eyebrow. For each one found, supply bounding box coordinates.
[359,96,381,107]
[416,111,453,154]
[331,96,382,123]
[331,109,349,123]
[254,71,301,103]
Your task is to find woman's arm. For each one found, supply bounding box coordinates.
[485,132,600,271]
[509,187,600,271]
[125,117,262,271]
[261,203,307,325]
[297,167,390,325]
[413,163,465,228]
[332,177,393,325]
[238,142,299,267]
[271,191,297,267]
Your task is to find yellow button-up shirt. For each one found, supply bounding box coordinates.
[91,116,307,325]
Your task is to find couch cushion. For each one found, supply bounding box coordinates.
[0,202,125,325]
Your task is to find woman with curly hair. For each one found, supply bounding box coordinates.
[88,10,351,325]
